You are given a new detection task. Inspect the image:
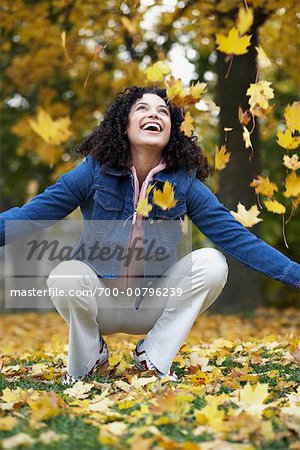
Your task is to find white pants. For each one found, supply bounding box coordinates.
[46,248,228,377]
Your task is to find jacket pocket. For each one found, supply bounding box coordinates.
[91,187,124,234]
[153,199,187,244]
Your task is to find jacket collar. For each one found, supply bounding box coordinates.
[104,164,177,186]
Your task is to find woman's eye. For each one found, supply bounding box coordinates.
[160,109,169,115]
[136,105,146,110]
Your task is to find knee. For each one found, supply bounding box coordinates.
[192,248,228,289]
[46,260,96,295]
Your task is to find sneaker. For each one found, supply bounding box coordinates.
[133,339,178,382]
[61,336,109,386]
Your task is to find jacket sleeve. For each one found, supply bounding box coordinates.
[0,155,95,246]
[186,177,300,290]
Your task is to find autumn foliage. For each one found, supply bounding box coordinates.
[1,309,300,449]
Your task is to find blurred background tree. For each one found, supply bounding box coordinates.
[1,0,299,312]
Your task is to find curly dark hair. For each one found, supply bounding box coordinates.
[75,86,212,181]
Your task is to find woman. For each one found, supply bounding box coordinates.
[1,86,299,385]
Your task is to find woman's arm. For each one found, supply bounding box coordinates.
[0,155,95,246]
[186,177,300,290]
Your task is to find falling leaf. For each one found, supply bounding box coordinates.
[284,102,300,133]
[283,172,300,198]
[180,214,189,235]
[291,194,300,211]
[215,27,252,55]
[61,31,72,63]
[277,129,300,150]
[204,99,220,114]
[255,45,271,68]
[237,7,254,35]
[152,181,177,211]
[243,126,253,159]
[250,176,278,198]
[84,44,106,88]
[28,108,72,145]
[264,200,286,214]
[283,154,300,171]
[230,203,263,228]
[189,81,207,99]
[238,107,251,126]
[145,61,171,83]
[180,111,194,136]
[215,145,231,171]
[246,81,274,113]
[136,197,153,217]
[166,77,206,107]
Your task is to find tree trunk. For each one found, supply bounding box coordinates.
[210,27,264,313]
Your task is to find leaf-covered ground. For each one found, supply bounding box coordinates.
[0,308,299,450]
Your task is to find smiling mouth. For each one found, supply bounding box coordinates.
[141,122,162,133]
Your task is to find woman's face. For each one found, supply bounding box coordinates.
[126,93,171,153]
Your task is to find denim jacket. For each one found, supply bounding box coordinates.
[1,154,300,309]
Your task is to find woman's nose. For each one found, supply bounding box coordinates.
[147,111,159,118]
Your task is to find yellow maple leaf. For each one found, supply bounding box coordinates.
[27,391,65,422]
[152,181,177,211]
[144,61,171,83]
[63,380,93,399]
[195,404,226,432]
[180,111,194,136]
[237,382,270,416]
[291,194,300,211]
[243,126,252,149]
[246,81,274,111]
[237,7,254,35]
[0,416,18,431]
[188,81,207,100]
[283,172,300,198]
[215,145,231,171]
[166,77,206,107]
[28,108,72,145]
[0,387,29,405]
[264,199,286,214]
[136,197,153,217]
[255,45,271,68]
[283,154,300,171]
[215,27,252,55]
[238,106,251,126]
[284,102,300,133]
[230,203,263,228]
[277,128,300,150]
[39,430,67,445]
[250,175,278,198]
[1,433,35,449]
